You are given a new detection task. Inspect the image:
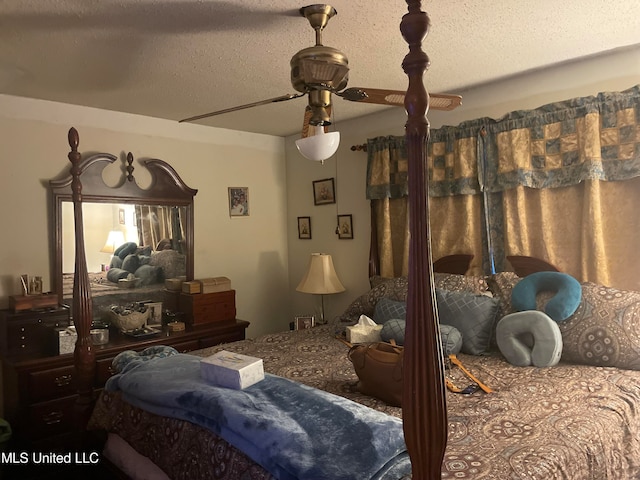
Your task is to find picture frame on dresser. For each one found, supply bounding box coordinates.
[295,315,315,330]
[147,302,163,326]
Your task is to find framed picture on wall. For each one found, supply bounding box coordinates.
[312,178,335,205]
[118,208,125,225]
[297,216,311,239]
[337,214,353,239]
[228,187,249,217]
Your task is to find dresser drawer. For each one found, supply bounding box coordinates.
[28,365,75,402]
[27,395,77,440]
[1,309,70,357]
[180,290,236,325]
[96,358,116,386]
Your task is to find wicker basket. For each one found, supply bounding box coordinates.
[109,309,150,331]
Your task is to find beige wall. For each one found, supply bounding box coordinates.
[284,45,640,321]
[0,97,291,339]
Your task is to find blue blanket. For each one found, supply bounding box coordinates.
[105,353,411,480]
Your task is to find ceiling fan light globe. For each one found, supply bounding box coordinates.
[296,129,340,162]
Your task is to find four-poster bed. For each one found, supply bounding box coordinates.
[61,2,640,479]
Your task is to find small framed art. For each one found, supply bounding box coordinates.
[118,208,125,225]
[337,214,353,239]
[297,216,311,239]
[312,178,335,205]
[147,302,163,326]
[295,315,315,330]
[228,187,249,217]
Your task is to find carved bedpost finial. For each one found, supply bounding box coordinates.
[126,152,135,182]
[68,128,83,202]
[66,127,96,448]
[400,1,448,479]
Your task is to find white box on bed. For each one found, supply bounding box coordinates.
[200,350,264,389]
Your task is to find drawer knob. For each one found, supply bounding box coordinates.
[42,411,63,425]
[55,374,72,387]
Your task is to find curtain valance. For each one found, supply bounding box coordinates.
[366,85,640,199]
[484,84,640,191]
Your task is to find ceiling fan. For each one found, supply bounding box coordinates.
[180,4,461,156]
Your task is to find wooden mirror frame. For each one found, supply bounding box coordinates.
[49,147,197,306]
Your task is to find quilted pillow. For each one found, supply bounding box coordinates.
[342,273,489,326]
[373,298,407,324]
[436,289,500,355]
[558,282,640,370]
[379,318,463,356]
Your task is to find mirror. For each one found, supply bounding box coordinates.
[50,152,197,315]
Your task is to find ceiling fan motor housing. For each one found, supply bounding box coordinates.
[290,45,349,94]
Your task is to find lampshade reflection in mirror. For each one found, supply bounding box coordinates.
[296,126,340,164]
[296,253,345,323]
[100,230,125,254]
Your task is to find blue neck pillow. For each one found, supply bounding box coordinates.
[511,271,581,322]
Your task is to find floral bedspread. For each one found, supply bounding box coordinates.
[89,325,640,479]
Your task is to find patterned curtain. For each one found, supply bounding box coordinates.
[366,85,640,290]
[135,205,185,253]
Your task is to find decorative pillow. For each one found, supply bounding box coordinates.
[379,319,463,356]
[380,319,406,344]
[433,273,489,296]
[121,253,141,274]
[486,271,521,319]
[106,267,132,283]
[109,255,123,269]
[374,298,407,324]
[436,289,500,355]
[439,324,464,356]
[511,272,582,322]
[341,273,489,327]
[496,311,563,367]
[149,249,187,280]
[115,242,138,260]
[558,282,640,370]
[134,264,162,286]
[340,277,409,325]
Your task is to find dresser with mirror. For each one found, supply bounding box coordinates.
[0,146,248,449]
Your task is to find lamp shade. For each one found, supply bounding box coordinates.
[295,126,340,162]
[100,230,125,254]
[296,253,345,294]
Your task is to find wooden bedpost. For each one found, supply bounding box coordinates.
[67,127,96,444]
[400,2,448,479]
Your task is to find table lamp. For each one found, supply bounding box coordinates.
[296,253,345,323]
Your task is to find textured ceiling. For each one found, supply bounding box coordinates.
[1,0,639,137]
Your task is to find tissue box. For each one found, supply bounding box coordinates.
[57,326,78,355]
[346,324,383,343]
[200,350,264,389]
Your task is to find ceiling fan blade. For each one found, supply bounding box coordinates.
[339,87,462,111]
[179,93,304,123]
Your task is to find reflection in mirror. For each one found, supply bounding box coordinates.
[50,151,197,317]
[61,202,188,300]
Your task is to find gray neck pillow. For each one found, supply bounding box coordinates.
[496,310,563,367]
